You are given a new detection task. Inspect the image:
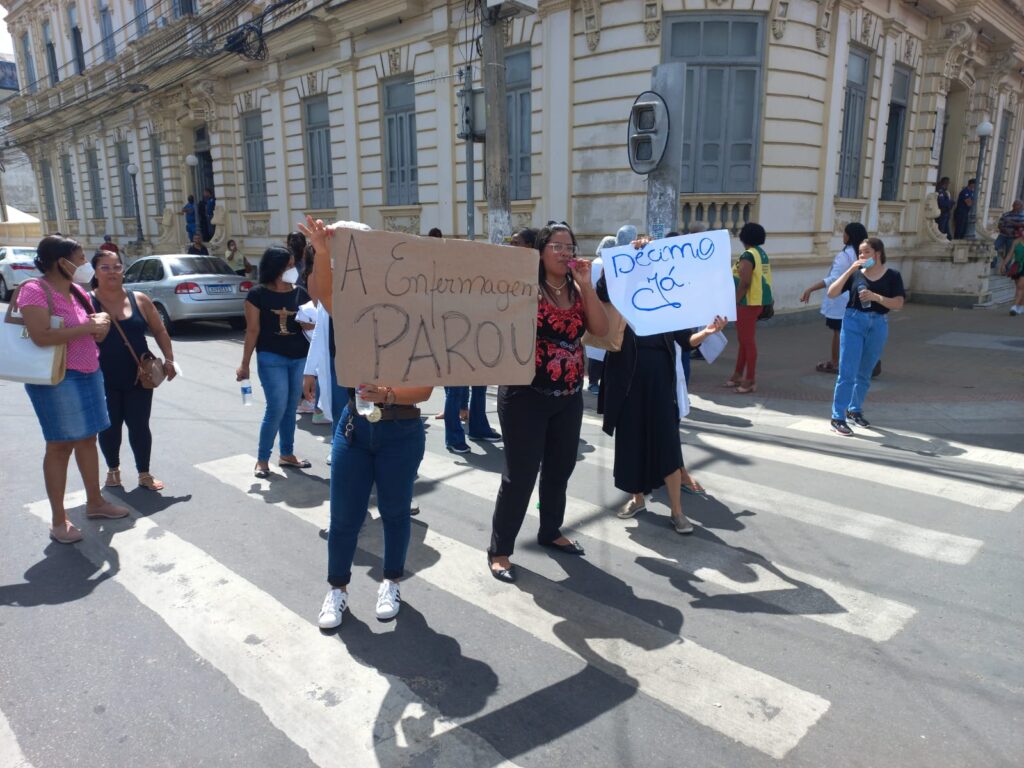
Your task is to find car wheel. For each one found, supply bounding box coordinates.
[155,303,178,335]
[228,316,246,331]
[0,276,9,302]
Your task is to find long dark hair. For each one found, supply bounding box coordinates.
[34,235,82,275]
[536,223,579,303]
[286,231,307,261]
[300,244,315,284]
[89,249,123,289]
[844,222,868,255]
[865,236,887,264]
[259,246,293,285]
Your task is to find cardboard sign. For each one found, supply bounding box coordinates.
[602,230,737,336]
[331,229,538,386]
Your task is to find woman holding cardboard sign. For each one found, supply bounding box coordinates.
[300,216,433,629]
[486,223,609,583]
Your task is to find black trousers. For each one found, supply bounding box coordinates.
[99,385,154,473]
[489,386,584,557]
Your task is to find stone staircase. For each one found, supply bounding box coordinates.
[975,268,1017,308]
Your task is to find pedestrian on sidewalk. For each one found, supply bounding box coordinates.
[18,235,129,543]
[486,223,609,584]
[235,246,311,478]
[827,237,905,436]
[181,195,197,242]
[443,385,501,453]
[90,250,177,492]
[187,233,208,256]
[300,216,433,629]
[994,200,1024,266]
[934,177,953,239]
[727,223,772,394]
[1000,227,1024,315]
[99,234,120,256]
[800,222,868,374]
[224,239,245,276]
[952,179,975,239]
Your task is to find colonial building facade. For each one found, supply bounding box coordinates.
[2,0,1023,308]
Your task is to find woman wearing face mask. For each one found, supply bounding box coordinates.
[224,239,245,276]
[90,250,177,491]
[826,237,905,435]
[18,235,129,543]
[236,247,312,477]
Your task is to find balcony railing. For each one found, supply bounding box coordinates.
[679,194,758,235]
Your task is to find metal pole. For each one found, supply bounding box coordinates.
[132,175,144,242]
[480,4,510,244]
[463,67,476,241]
[965,134,988,240]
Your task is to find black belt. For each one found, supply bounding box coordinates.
[348,400,421,421]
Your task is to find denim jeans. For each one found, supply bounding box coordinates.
[832,308,889,420]
[256,351,305,462]
[444,386,493,446]
[327,403,425,586]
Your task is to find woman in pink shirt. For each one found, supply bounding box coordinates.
[18,236,130,544]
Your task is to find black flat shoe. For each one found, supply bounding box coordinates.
[487,553,516,583]
[539,539,585,556]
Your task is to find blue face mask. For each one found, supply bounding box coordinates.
[863,257,876,269]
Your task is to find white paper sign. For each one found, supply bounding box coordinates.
[603,230,737,336]
[699,330,728,364]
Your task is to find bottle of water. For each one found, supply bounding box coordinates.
[355,386,375,416]
[240,379,253,406]
[856,276,871,309]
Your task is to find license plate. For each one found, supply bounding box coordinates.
[205,284,233,295]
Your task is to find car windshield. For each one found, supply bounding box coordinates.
[167,257,235,277]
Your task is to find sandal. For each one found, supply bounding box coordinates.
[735,381,757,394]
[254,464,271,479]
[723,377,741,388]
[138,473,164,491]
[815,361,838,374]
[279,457,312,469]
[681,480,706,496]
[105,469,122,487]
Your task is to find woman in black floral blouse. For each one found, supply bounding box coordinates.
[486,223,608,583]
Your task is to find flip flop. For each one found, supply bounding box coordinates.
[815,361,837,373]
[681,481,706,496]
[279,458,312,469]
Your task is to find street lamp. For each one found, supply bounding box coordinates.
[965,118,994,240]
[185,153,199,207]
[126,162,144,243]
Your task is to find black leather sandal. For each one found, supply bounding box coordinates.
[487,553,516,583]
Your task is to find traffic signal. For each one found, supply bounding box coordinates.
[627,90,669,175]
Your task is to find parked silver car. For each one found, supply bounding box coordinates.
[123,254,253,334]
[0,245,41,301]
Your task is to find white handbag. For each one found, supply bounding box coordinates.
[0,280,67,385]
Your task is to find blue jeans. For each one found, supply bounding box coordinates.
[832,309,888,420]
[256,351,305,462]
[327,404,425,585]
[444,386,494,446]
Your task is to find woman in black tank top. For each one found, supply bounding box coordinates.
[91,251,177,491]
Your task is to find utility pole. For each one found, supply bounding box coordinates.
[480,3,510,244]
[460,66,476,241]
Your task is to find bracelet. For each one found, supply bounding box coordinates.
[384,387,396,406]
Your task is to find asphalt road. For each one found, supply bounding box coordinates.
[1,320,1021,768]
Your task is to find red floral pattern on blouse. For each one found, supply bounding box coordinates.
[531,295,585,394]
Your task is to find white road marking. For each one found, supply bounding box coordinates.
[204,455,831,759]
[414,454,917,643]
[0,706,34,768]
[24,492,520,768]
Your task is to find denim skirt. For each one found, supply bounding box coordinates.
[25,369,110,442]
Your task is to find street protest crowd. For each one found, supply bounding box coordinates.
[5,205,1021,629]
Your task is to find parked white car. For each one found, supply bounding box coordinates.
[0,245,41,301]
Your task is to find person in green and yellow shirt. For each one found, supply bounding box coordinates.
[727,223,772,394]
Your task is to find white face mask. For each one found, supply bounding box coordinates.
[282,267,299,284]
[63,258,95,285]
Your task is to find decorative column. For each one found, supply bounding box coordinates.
[264,65,292,239]
[336,50,362,225]
[540,0,573,223]
[427,29,456,237]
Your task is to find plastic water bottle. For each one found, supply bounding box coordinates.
[240,379,253,406]
[858,284,872,309]
[355,386,376,416]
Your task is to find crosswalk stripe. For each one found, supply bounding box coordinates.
[414,454,917,643]
[23,492,521,768]
[201,455,831,759]
[575,440,983,565]
[0,706,34,768]
[697,431,1021,513]
[782,418,1024,475]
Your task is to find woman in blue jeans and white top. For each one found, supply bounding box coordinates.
[300,216,433,629]
[236,247,311,477]
[827,237,905,436]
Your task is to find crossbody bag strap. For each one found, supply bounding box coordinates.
[93,293,144,369]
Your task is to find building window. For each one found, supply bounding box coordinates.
[149,134,165,213]
[665,15,764,194]
[134,0,149,37]
[838,48,871,199]
[242,112,268,211]
[69,6,86,75]
[989,109,1013,209]
[116,140,135,217]
[303,96,334,209]
[20,32,37,94]
[173,0,196,19]
[506,48,532,201]
[880,65,912,202]
[60,153,78,220]
[383,78,418,205]
[42,21,59,86]
[100,5,117,62]
[86,148,105,219]
[41,159,57,221]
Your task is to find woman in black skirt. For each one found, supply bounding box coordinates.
[597,271,727,533]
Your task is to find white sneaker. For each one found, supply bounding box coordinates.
[375,580,401,621]
[318,588,347,629]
